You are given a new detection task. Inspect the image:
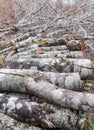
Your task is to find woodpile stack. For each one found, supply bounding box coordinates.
[0,18,94,130]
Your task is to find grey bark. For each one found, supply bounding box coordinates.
[4,57,61,69]
[0,69,82,91]
[20,45,68,53]
[38,58,94,80]
[0,113,42,130]
[9,51,83,59]
[24,75,94,112]
[25,51,83,59]
[4,58,94,79]
[0,93,86,130]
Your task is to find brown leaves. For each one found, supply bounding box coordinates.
[0,55,5,68]
[10,43,16,50]
[81,40,86,51]
[41,118,55,128]
[81,40,94,63]
[34,50,44,55]
[11,25,19,32]
[0,37,5,41]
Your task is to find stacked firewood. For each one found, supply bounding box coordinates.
[0,24,94,130]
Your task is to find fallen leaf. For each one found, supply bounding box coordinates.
[34,50,44,55]
[11,24,19,32]
[81,40,86,51]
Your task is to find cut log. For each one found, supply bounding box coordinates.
[0,93,86,129]
[38,58,94,80]
[11,43,68,53]
[4,58,61,69]
[18,51,83,59]
[12,32,32,43]
[21,45,68,52]
[6,49,68,59]
[24,76,94,112]
[44,72,82,90]
[0,113,42,130]
[38,38,67,47]
[4,58,94,80]
[0,69,82,91]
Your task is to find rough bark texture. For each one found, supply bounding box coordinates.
[0,69,82,91]
[0,113,42,130]
[0,1,94,129]
[4,57,94,80]
[0,93,85,130]
[24,76,94,112]
[38,58,94,80]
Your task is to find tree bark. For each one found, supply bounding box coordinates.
[24,75,94,112]
[38,58,94,80]
[34,51,83,58]
[0,93,86,129]
[4,57,61,69]
[4,58,94,79]
[0,113,42,130]
[0,69,82,91]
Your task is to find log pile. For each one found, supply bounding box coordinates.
[0,19,94,130]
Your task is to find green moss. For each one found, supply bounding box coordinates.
[54,53,58,57]
[43,40,49,44]
[84,80,94,93]
[32,39,39,44]
[74,45,81,50]
[54,62,59,67]
[89,121,94,130]
[0,52,7,59]
[61,56,64,60]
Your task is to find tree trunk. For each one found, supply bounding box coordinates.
[0,93,85,129]
[24,75,94,112]
[31,51,83,58]
[38,58,94,80]
[4,58,94,79]
[0,113,42,130]
[11,51,83,59]
[0,69,82,91]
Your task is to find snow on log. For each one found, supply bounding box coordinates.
[0,93,86,129]
[24,75,94,112]
[0,69,82,91]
